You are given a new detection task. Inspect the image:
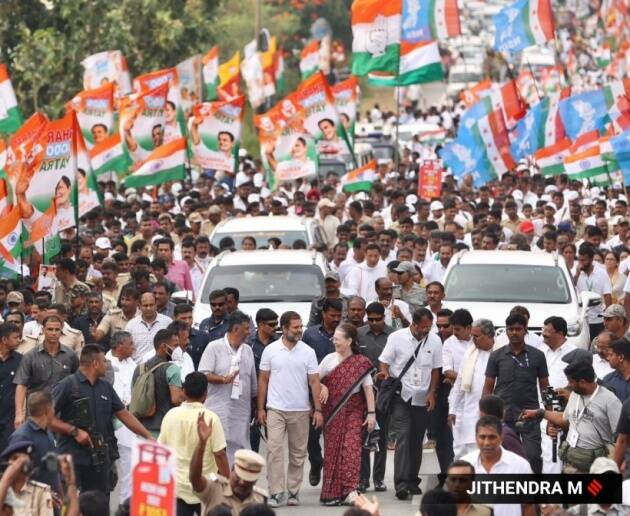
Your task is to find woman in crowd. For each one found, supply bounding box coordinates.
[605,251,625,304]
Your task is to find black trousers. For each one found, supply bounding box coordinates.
[308,426,323,470]
[429,397,454,475]
[506,420,542,474]
[177,498,201,516]
[250,424,261,453]
[75,464,110,503]
[390,396,429,493]
[360,409,389,484]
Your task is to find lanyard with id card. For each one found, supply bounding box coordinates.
[409,336,430,387]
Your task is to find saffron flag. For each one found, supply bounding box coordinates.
[89,134,130,177]
[202,46,220,101]
[351,0,402,76]
[189,96,244,173]
[342,161,377,192]
[461,78,493,107]
[300,41,321,80]
[493,0,555,53]
[0,206,22,278]
[0,65,23,134]
[401,0,461,42]
[218,52,242,101]
[331,76,360,145]
[535,138,571,177]
[123,138,186,188]
[81,50,132,96]
[67,83,115,149]
[367,41,443,86]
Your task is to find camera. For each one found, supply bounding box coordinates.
[542,386,565,411]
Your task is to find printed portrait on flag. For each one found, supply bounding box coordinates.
[189,96,244,173]
[331,76,359,144]
[68,83,115,150]
[265,131,318,183]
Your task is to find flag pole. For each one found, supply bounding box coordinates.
[526,58,543,101]
[395,83,401,173]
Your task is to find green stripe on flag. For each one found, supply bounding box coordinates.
[568,164,610,180]
[123,164,185,188]
[343,180,373,193]
[429,0,438,38]
[352,44,400,76]
[521,3,535,47]
[398,62,444,85]
[541,163,566,177]
[0,106,23,134]
[93,153,131,177]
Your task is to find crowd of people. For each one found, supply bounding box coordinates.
[2,142,630,515]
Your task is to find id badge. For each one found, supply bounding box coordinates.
[410,367,422,387]
[566,427,578,447]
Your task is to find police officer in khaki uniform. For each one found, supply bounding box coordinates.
[192,449,267,516]
[93,286,140,346]
[19,304,85,354]
[52,258,90,310]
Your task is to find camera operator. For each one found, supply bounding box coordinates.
[0,440,53,515]
[49,345,154,502]
[521,361,621,473]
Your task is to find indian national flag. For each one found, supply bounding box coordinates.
[0,65,23,134]
[300,41,320,80]
[89,134,131,177]
[0,206,22,278]
[564,146,609,180]
[202,46,220,101]
[535,138,571,176]
[367,41,443,86]
[342,161,377,192]
[461,78,493,107]
[351,0,401,76]
[123,138,186,188]
[475,109,515,177]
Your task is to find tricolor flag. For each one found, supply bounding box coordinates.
[511,97,549,160]
[0,65,23,134]
[218,52,242,100]
[473,109,516,177]
[516,70,539,105]
[342,161,377,192]
[300,41,321,80]
[351,0,402,76]
[542,87,570,146]
[493,0,555,53]
[461,78,493,107]
[89,134,131,177]
[0,206,22,278]
[535,138,571,177]
[367,41,443,86]
[67,82,115,149]
[401,0,461,42]
[564,146,610,181]
[202,46,220,101]
[331,76,360,144]
[123,138,186,188]
[484,80,527,129]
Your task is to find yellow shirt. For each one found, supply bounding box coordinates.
[158,401,227,504]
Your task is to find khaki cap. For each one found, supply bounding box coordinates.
[233,449,265,482]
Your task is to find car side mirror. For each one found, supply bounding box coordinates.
[581,291,602,308]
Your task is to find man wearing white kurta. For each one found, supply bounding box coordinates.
[448,319,494,458]
[540,316,575,474]
[198,311,257,466]
[343,245,387,302]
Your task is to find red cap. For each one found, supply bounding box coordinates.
[519,220,534,234]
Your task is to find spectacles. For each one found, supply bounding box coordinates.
[436,324,451,329]
[367,317,383,322]
[210,301,226,307]
[263,321,278,327]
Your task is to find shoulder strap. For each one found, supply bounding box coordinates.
[145,361,168,375]
[398,334,428,381]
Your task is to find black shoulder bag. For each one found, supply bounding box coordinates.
[376,334,428,414]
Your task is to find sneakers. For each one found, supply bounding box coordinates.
[287,492,300,506]
[268,493,285,508]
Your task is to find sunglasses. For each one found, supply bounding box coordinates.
[367,317,383,322]
[263,321,278,327]
[210,301,226,307]
[436,324,451,329]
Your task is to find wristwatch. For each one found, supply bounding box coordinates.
[70,426,79,438]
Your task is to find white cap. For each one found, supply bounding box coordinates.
[430,200,444,211]
[247,193,261,204]
[512,189,523,201]
[239,148,248,158]
[104,192,114,201]
[454,214,468,227]
[260,187,272,199]
[545,202,557,211]
[566,191,579,202]
[235,174,249,188]
[540,194,552,202]
[406,194,418,205]
[172,182,183,194]
[582,198,594,206]
[95,237,112,250]
[544,185,558,194]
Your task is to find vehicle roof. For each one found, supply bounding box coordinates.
[453,250,560,266]
[214,249,326,266]
[213,216,313,232]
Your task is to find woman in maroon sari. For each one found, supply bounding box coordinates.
[318,323,376,506]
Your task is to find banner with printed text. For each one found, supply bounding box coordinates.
[417,160,443,199]
[81,50,132,96]
[176,56,203,117]
[67,83,115,149]
[331,76,360,146]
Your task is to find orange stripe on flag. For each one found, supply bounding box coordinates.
[144,138,187,161]
[351,0,402,24]
[0,64,9,83]
[88,133,122,159]
[538,0,555,42]
[301,41,320,58]
[347,160,377,180]
[399,40,433,55]
[0,206,19,264]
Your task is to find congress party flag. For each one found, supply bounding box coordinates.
[535,138,571,177]
[261,37,277,99]
[295,72,352,158]
[516,70,539,105]
[241,51,265,109]
[401,0,461,42]
[176,56,203,116]
[218,52,242,101]
[342,161,376,192]
[73,114,101,219]
[0,65,23,134]
[461,78,493,107]
[493,0,555,53]
[134,68,186,141]
[67,83,115,149]
[0,206,23,278]
[189,96,244,173]
[543,87,570,147]
[300,41,321,80]
[484,80,527,129]
[367,41,443,86]
[473,109,516,178]
[81,50,132,95]
[511,97,549,161]
[351,0,402,76]
[331,76,360,145]
[559,89,609,140]
[123,138,186,188]
[202,46,220,101]
[89,134,130,177]
[610,128,630,184]
[119,83,168,164]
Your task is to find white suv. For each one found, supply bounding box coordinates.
[442,250,602,349]
[193,249,328,326]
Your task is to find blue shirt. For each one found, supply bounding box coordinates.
[603,370,630,402]
[9,419,59,490]
[247,332,279,373]
[302,324,335,364]
[187,328,211,370]
[0,351,21,425]
[199,316,229,343]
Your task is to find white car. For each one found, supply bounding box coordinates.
[193,249,328,327]
[446,64,484,100]
[442,250,601,349]
[209,215,326,250]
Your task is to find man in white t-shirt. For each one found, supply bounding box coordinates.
[576,243,612,340]
[257,311,323,508]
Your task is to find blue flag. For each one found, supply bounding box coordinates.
[611,129,630,185]
[493,0,555,53]
[558,89,610,140]
[511,98,549,161]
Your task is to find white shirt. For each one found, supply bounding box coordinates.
[343,260,388,301]
[125,313,173,363]
[423,260,447,284]
[106,350,137,447]
[338,255,361,282]
[576,266,612,324]
[369,298,411,328]
[259,339,318,411]
[442,335,473,375]
[542,342,576,388]
[593,354,614,380]
[171,347,195,380]
[494,331,544,350]
[461,447,533,516]
[23,320,41,338]
[379,328,442,406]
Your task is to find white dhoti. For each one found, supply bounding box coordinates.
[541,421,562,474]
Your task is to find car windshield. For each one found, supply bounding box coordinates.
[211,231,309,249]
[444,264,571,303]
[373,146,396,159]
[201,264,324,302]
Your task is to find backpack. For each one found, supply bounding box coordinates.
[129,362,168,418]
